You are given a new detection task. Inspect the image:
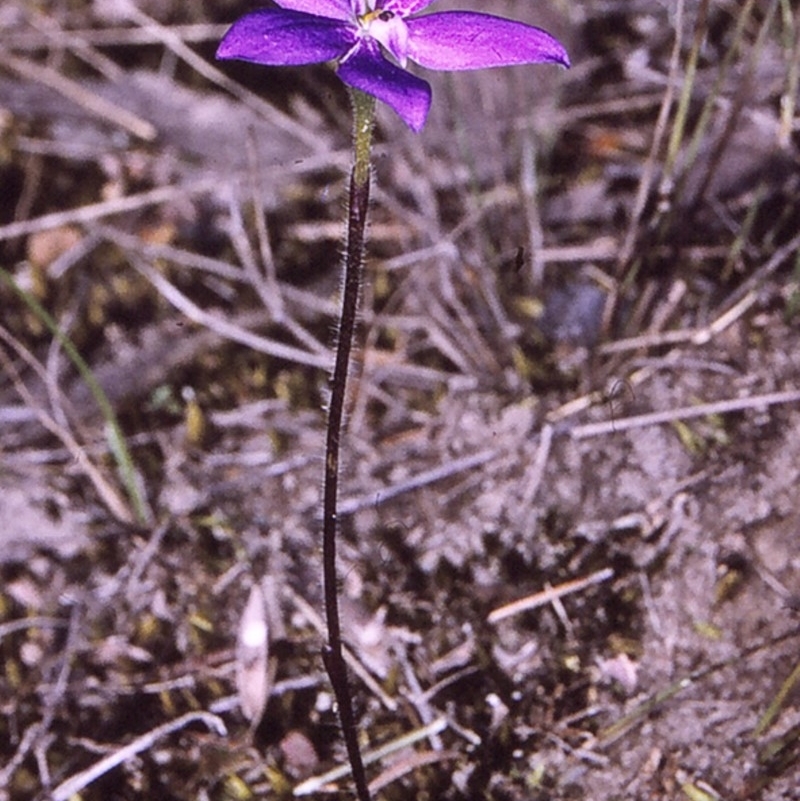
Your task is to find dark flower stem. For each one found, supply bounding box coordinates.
[322,88,375,801]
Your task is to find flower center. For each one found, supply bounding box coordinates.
[358,7,409,67]
[363,9,393,22]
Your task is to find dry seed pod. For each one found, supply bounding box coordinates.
[236,582,270,726]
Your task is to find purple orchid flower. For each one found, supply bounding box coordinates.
[217,0,569,132]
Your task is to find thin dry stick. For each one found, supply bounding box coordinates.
[435,263,500,372]
[51,712,227,801]
[368,749,461,795]
[396,652,444,750]
[717,229,800,314]
[384,237,619,276]
[556,90,667,125]
[99,218,339,342]
[246,131,282,308]
[488,568,615,624]
[24,8,126,82]
[0,180,216,242]
[598,289,759,354]
[519,131,546,286]
[570,389,800,441]
[777,0,800,147]
[519,422,554,510]
[294,717,448,797]
[10,23,229,50]
[0,51,156,141]
[337,447,498,517]
[95,224,247,282]
[0,605,80,790]
[225,186,327,356]
[597,628,800,746]
[117,0,325,152]
[44,297,85,434]
[0,329,134,524]
[547,282,770,424]
[617,0,686,270]
[225,184,283,320]
[0,618,67,639]
[285,588,398,712]
[131,258,330,369]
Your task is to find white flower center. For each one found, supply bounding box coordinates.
[359,8,410,67]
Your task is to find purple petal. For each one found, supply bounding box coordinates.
[337,42,432,132]
[216,9,355,66]
[406,12,570,71]
[381,0,437,17]
[275,0,354,21]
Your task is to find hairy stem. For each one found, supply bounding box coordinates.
[322,88,375,801]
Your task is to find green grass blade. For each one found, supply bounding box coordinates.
[1,266,151,525]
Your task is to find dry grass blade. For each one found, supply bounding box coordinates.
[0,326,136,525]
[338,447,498,516]
[368,748,461,794]
[9,23,229,50]
[116,0,327,152]
[617,0,687,269]
[131,258,330,369]
[51,712,227,801]
[488,567,615,624]
[777,0,800,147]
[1,268,150,523]
[0,181,216,242]
[597,629,800,747]
[0,51,156,141]
[752,657,800,738]
[286,589,398,713]
[0,605,80,791]
[569,389,800,440]
[293,717,448,796]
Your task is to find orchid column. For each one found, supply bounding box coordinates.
[217,2,568,797]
